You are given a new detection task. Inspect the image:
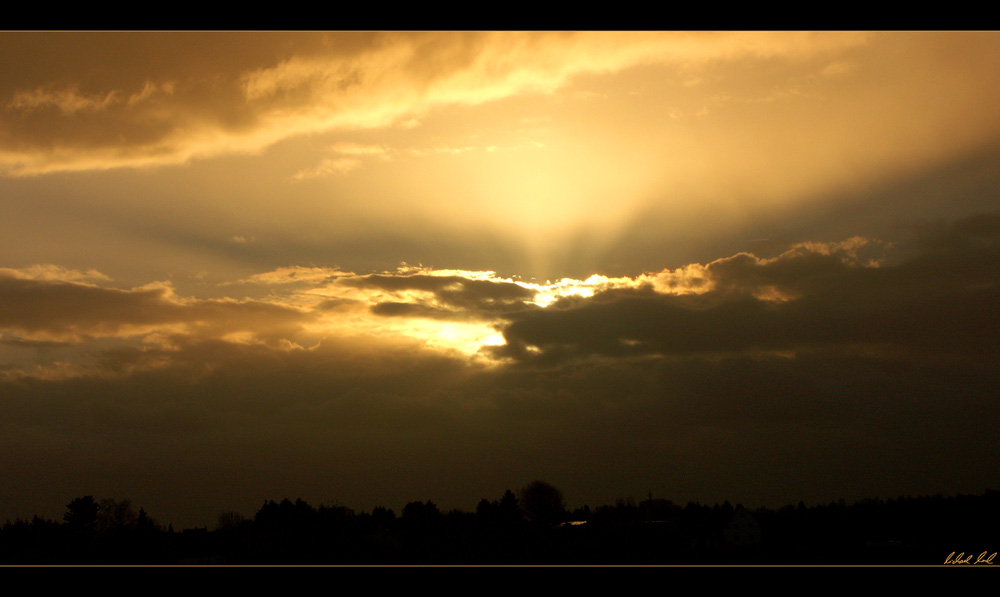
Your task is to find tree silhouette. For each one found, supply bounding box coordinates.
[216,510,247,531]
[476,498,493,513]
[498,489,521,524]
[401,500,441,530]
[96,498,138,534]
[518,480,566,525]
[370,505,396,528]
[64,496,99,533]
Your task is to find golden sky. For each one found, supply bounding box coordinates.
[2,31,999,528]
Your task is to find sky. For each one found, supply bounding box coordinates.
[1,31,999,529]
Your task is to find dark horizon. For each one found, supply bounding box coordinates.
[5,485,998,565]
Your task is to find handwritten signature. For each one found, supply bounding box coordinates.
[944,551,996,565]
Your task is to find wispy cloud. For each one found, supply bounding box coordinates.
[0,264,113,284]
[126,80,175,106]
[325,142,392,158]
[289,157,362,180]
[0,31,872,177]
[7,85,121,115]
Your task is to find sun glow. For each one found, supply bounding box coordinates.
[305,308,506,362]
[281,267,669,358]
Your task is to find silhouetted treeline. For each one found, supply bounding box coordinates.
[3,484,998,564]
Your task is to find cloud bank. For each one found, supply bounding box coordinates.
[1,215,997,527]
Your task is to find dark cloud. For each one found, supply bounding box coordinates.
[370,301,454,320]
[2,315,997,529]
[314,297,360,311]
[348,273,538,320]
[0,275,179,335]
[0,335,495,527]
[913,211,1000,252]
[495,214,1000,365]
[0,272,311,343]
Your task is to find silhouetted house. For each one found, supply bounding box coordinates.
[723,506,761,546]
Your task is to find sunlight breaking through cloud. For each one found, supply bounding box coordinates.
[0,235,900,378]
